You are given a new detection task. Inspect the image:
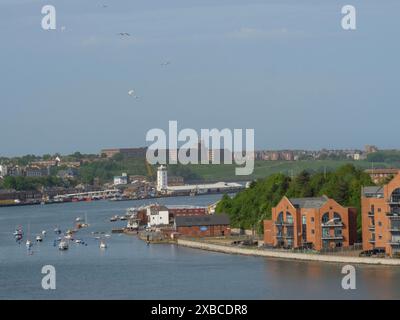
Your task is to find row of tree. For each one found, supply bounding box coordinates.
[216,164,373,235]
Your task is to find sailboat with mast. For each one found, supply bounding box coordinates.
[77,212,89,229]
[25,223,33,250]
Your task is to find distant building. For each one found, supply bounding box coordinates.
[100,147,147,159]
[281,151,294,161]
[365,168,400,184]
[167,176,184,186]
[147,205,169,227]
[25,166,50,177]
[365,145,379,154]
[0,165,8,177]
[31,160,59,167]
[57,168,79,179]
[8,166,23,177]
[168,206,207,218]
[174,214,231,237]
[157,165,168,192]
[114,173,128,186]
[263,195,357,250]
[166,182,243,196]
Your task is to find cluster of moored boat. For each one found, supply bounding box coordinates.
[13,213,108,252]
[109,214,128,222]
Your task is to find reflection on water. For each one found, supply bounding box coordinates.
[1,195,400,299]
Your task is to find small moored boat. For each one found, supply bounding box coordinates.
[58,240,69,250]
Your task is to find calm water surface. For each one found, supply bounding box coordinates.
[0,194,399,299]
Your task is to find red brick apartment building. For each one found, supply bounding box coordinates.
[362,173,400,257]
[264,196,357,250]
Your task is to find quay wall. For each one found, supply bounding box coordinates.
[177,239,400,266]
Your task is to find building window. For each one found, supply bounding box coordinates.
[333,213,342,224]
[378,208,381,212]
[302,215,306,225]
[378,221,382,226]
[311,217,314,223]
[277,212,284,223]
[311,229,315,234]
[322,213,329,224]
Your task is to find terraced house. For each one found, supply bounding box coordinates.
[362,172,400,257]
[264,196,357,251]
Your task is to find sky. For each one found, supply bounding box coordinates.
[0,0,399,156]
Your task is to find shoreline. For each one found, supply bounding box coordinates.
[177,239,400,266]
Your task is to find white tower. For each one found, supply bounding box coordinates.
[157,165,168,192]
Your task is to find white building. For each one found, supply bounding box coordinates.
[157,165,168,192]
[0,164,8,177]
[146,205,169,227]
[114,173,128,185]
[166,181,243,195]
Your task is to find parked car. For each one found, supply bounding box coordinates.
[359,248,386,257]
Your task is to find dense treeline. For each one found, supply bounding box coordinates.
[1,176,71,191]
[216,164,373,235]
[366,150,400,163]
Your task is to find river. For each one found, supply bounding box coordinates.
[0,194,399,299]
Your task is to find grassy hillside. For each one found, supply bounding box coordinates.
[77,159,393,184]
[178,160,391,182]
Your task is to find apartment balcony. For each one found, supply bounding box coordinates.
[368,212,374,217]
[275,234,294,239]
[388,240,400,246]
[321,223,344,228]
[275,221,294,227]
[369,239,376,243]
[389,227,400,232]
[368,225,375,231]
[386,213,400,219]
[321,235,343,240]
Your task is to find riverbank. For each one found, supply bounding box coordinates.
[177,239,400,266]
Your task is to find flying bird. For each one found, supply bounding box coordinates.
[128,90,141,100]
[161,61,171,67]
[118,32,131,37]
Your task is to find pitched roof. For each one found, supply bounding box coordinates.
[175,214,230,227]
[288,196,329,209]
[362,186,384,197]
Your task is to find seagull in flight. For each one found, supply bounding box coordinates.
[128,89,141,100]
[161,61,171,67]
[118,32,131,37]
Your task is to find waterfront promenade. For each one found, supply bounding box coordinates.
[177,239,400,266]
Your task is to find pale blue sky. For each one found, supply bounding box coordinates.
[1,0,399,156]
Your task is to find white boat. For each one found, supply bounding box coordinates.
[54,227,61,234]
[110,215,119,222]
[36,235,43,242]
[58,240,69,250]
[65,234,73,240]
[76,217,83,222]
[41,230,46,236]
[100,241,107,249]
[75,239,83,244]
[119,216,127,221]
[26,240,33,249]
